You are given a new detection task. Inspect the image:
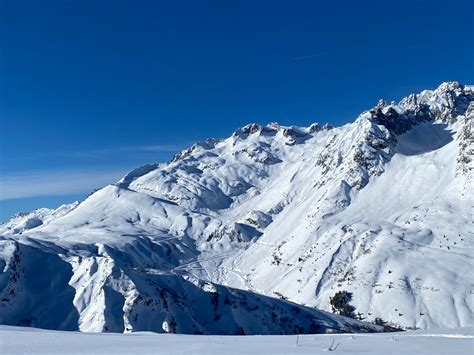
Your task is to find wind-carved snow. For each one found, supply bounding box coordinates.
[0,82,472,334]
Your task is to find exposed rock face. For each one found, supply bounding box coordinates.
[456,101,473,177]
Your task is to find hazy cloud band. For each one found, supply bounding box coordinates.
[0,167,132,200]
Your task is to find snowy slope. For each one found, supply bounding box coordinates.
[0,81,472,333]
[0,234,377,334]
[1,325,473,355]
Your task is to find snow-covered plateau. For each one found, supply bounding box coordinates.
[0,82,473,340]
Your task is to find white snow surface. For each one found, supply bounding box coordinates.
[0,325,473,355]
[0,81,473,334]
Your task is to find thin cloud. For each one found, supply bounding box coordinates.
[0,143,191,200]
[290,52,329,61]
[44,143,188,159]
[0,167,133,200]
[101,144,186,154]
[123,144,184,153]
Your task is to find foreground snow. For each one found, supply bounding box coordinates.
[0,326,473,354]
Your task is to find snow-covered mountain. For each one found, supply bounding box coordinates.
[0,202,79,236]
[1,82,472,333]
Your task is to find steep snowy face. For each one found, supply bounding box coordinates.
[0,82,472,333]
[0,237,377,334]
[211,82,473,330]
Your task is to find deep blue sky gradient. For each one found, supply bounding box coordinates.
[1,0,473,221]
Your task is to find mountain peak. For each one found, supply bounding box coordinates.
[1,83,472,334]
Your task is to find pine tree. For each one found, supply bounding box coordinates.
[329,291,356,318]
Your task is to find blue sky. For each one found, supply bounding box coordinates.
[0,0,473,221]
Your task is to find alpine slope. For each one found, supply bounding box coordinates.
[0,81,472,333]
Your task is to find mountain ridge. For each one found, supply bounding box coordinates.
[1,81,472,333]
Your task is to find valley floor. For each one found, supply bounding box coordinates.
[0,326,472,355]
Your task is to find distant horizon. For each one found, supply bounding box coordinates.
[1,0,473,222]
